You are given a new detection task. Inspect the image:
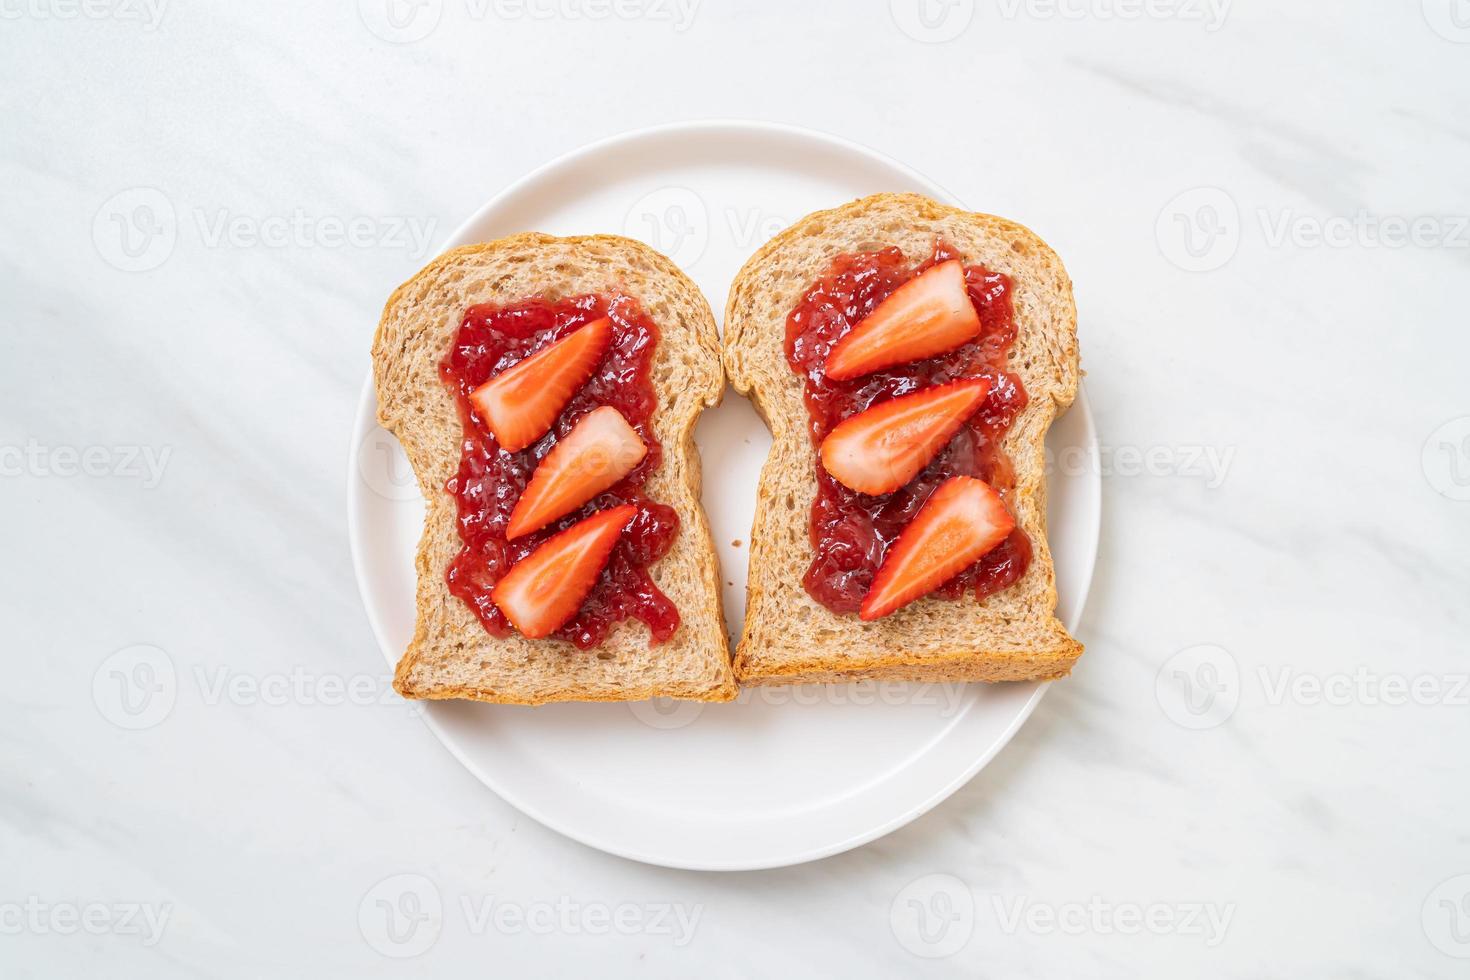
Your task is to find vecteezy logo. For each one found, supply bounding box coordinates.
[358,873,443,958]
[627,696,705,730]
[623,187,710,269]
[1155,187,1240,272]
[1155,644,1239,730]
[92,645,177,730]
[357,0,443,43]
[1422,417,1470,502]
[92,188,177,272]
[1422,0,1470,42]
[889,873,975,958]
[357,425,420,502]
[1423,874,1470,958]
[889,0,975,42]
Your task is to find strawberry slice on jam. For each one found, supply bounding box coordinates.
[506,406,648,540]
[824,259,981,381]
[820,379,991,496]
[492,504,637,639]
[860,476,1014,621]
[469,316,611,452]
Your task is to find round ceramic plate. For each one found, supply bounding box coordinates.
[348,121,1099,871]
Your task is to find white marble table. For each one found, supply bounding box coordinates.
[5,2,1468,976]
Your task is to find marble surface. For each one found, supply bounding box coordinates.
[4,2,1469,976]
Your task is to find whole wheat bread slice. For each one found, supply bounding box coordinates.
[723,194,1084,686]
[373,234,736,705]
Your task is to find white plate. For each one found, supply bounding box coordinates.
[348,121,1099,871]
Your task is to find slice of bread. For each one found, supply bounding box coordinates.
[373,233,737,705]
[723,194,1083,686]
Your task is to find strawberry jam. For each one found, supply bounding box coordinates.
[786,241,1032,614]
[440,294,680,649]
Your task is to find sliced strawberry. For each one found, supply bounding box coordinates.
[506,407,648,539]
[470,317,612,452]
[860,476,1014,621]
[820,379,991,496]
[491,504,636,639]
[824,260,981,381]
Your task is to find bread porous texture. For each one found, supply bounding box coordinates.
[373,234,737,705]
[722,194,1084,686]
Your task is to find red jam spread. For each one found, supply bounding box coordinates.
[786,241,1033,614]
[440,294,680,648]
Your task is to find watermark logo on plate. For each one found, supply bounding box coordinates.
[624,186,709,268]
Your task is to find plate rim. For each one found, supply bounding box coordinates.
[347,118,1099,871]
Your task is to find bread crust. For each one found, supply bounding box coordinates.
[723,194,1084,686]
[373,233,737,705]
